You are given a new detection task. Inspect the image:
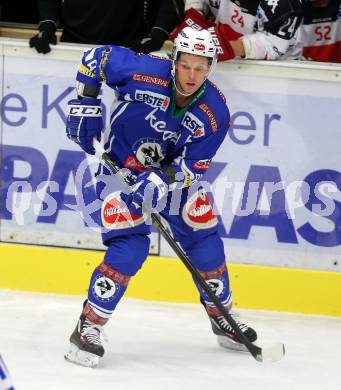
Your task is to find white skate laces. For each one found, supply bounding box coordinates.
[215,311,249,335]
[207,309,257,352]
[64,316,108,367]
[79,318,108,346]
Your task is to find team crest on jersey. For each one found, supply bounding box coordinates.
[93,275,120,302]
[182,112,205,138]
[135,140,164,167]
[135,90,170,111]
[101,191,145,230]
[182,188,217,229]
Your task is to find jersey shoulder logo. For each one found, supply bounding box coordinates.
[198,103,218,132]
[132,73,170,87]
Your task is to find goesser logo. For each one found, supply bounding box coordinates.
[182,190,217,229]
[101,191,145,230]
[194,43,205,51]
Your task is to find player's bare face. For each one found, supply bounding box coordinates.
[175,53,210,96]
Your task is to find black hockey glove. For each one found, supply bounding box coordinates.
[129,27,168,54]
[29,21,57,54]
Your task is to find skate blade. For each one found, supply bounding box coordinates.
[64,343,100,368]
[217,335,249,352]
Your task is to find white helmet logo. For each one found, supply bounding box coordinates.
[194,43,205,51]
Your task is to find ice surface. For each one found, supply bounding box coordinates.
[0,290,340,390]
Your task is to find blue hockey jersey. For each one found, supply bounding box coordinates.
[76,45,230,188]
[71,46,234,313]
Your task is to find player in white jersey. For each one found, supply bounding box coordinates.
[171,0,304,60]
[296,0,341,62]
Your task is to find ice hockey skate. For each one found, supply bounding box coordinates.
[201,298,257,352]
[64,315,106,368]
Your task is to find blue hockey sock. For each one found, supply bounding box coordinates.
[86,261,131,322]
[193,263,232,312]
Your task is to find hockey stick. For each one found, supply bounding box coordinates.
[93,139,285,362]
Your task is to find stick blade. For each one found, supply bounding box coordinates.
[256,343,285,362]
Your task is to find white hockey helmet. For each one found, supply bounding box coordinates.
[173,26,217,63]
[171,27,217,95]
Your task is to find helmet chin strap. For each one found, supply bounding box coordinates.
[172,59,215,99]
[173,79,194,97]
[172,66,208,98]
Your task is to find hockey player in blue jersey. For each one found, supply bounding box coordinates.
[65,26,257,367]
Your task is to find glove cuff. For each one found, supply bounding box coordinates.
[80,97,102,106]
